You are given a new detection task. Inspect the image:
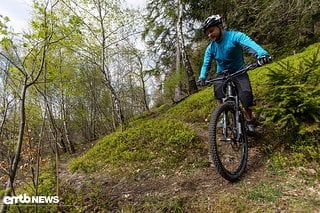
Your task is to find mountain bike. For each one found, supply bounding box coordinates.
[199,62,260,182]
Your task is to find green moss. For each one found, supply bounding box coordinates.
[70,118,199,173]
[16,169,56,196]
[125,103,171,129]
[0,189,6,198]
[6,169,58,213]
[246,182,282,202]
[70,43,320,176]
[164,87,215,123]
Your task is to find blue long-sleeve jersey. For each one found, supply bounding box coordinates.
[199,30,269,79]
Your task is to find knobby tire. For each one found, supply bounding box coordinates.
[209,102,248,182]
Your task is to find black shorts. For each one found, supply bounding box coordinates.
[213,72,253,108]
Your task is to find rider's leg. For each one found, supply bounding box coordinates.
[214,77,225,127]
[244,107,253,120]
[234,73,255,133]
[244,107,255,133]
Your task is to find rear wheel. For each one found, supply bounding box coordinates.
[209,102,248,182]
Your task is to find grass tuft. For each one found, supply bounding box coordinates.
[70,118,201,174]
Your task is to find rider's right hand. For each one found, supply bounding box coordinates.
[197,78,206,86]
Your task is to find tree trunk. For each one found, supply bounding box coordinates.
[136,54,149,111]
[96,0,125,130]
[0,83,27,213]
[0,98,11,144]
[45,95,67,153]
[175,12,183,101]
[100,65,125,130]
[140,71,149,111]
[61,93,75,154]
[0,2,52,212]
[58,48,75,153]
[0,74,14,144]
[175,0,198,94]
[33,113,46,213]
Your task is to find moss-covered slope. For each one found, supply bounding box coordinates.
[70,42,320,175]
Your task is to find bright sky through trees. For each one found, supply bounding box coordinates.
[0,0,146,32]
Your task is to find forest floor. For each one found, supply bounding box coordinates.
[57,124,320,212]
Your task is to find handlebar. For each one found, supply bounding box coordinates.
[214,62,259,82]
[197,62,260,86]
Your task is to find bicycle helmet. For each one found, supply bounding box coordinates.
[201,15,223,33]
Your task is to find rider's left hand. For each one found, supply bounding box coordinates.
[197,78,206,86]
[257,55,272,66]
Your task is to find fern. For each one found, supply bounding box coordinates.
[261,47,320,145]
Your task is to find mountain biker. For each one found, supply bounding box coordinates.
[198,14,271,133]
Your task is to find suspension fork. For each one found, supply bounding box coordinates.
[222,82,242,141]
[235,100,242,141]
[221,82,231,138]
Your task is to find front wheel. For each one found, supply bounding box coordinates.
[209,102,248,182]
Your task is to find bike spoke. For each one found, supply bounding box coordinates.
[215,111,244,173]
[209,102,248,182]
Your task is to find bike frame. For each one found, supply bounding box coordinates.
[211,63,259,142]
[198,61,269,182]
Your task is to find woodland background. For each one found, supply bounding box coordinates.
[0,0,319,212]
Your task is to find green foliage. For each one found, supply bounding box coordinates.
[16,169,56,196]
[163,69,188,102]
[292,145,320,162]
[138,196,189,212]
[268,154,288,174]
[70,83,217,174]
[157,198,186,212]
[0,189,7,198]
[164,87,215,123]
[0,37,13,51]
[249,65,271,101]
[269,144,320,173]
[258,44,320,145]
[68,85,218,175]
[70,118,199,173]
[0,15,10,36]
[126,103,171,128]
[191,0,320,58]
[246,182,282,202]
[7,169,58,213]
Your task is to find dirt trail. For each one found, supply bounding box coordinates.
[57,125,269,211]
